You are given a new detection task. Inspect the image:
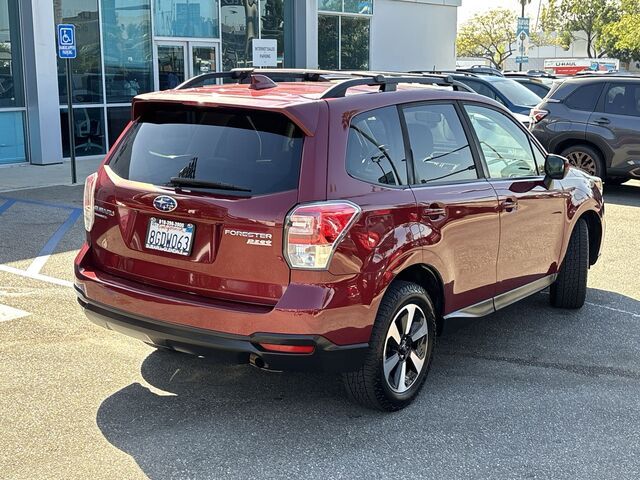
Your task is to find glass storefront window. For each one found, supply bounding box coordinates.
[107,106,131,147]
[344,0,372,14]
[318,0,341,12]
[154,0,219,38]
[0,0,24,108]
[0,112,26,164]
[221,0,259,71]
[157,44,185,90]
[318,15,338,70]
[101,0,153,103]
[340,16,369,70]
[319,1,373,14]
[54,0,103,104]
[60,107,106,157]
[260,0,285,67]
[318,13,370,70]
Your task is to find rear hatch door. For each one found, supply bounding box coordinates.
[92,103,305,305]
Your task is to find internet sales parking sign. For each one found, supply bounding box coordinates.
[57,24,76,59]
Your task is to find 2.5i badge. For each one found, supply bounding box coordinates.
[224,229,273,247]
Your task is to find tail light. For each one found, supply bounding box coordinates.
[530,108,549,124]
[83,172,98,232]
[284,201,361,270]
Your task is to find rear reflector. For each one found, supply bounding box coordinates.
[83,173,98,232]
[284,201,361,270]
[259,343,315,354]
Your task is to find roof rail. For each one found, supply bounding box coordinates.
[319,73,465,99]
[176,68,345,90]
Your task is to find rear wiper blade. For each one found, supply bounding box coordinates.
[168,177,252,192]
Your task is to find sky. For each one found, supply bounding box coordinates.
[458,0,545,26]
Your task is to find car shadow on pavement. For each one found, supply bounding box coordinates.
[95,289,640,479]
[603,182,640,208]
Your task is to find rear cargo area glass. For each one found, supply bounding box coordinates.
[108,105,304,195]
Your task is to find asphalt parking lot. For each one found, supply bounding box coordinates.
[1,182,639,479]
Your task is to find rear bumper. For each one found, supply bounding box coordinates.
[74,244,374,372]
[77,293,368,372]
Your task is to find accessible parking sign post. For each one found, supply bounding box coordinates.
[57,24,77,184]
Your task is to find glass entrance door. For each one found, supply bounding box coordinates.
[155,42,218,90]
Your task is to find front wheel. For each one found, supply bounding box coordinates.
[343,281,436,411]
[550,219,589,309]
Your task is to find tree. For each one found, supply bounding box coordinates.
[541,0,621,58]
[599,0,640,63]
[456,8,518,69]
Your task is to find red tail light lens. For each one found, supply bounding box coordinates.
[284,201,361,270]
[530,108,549,124]
[259,343,315,354]
[83,172,98,232]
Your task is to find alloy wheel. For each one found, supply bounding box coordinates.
[566,151,597,176]
[383,303,429,393]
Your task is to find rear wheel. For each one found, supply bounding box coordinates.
[343,281,436,411]
[561,145,604,178]
[550,219,589,309]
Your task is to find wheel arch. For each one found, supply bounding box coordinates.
[554,139,611,171]
[578,210,603,266]
[392,264,445,331]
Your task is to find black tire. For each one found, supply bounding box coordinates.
[560,145,604,178]
[343,281,436,411]
[550,219,589,309]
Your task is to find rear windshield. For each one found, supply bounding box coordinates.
[488,78,542,107]
[108,105,304,196]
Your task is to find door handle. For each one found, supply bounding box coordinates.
[594,117,611,125]
[422,203,446,221]
[502,198,518,213]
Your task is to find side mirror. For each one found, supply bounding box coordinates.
[544,154,568,180]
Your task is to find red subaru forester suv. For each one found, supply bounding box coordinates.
[75,70,604,411]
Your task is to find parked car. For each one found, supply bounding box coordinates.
[503,72,554,97]
[75,70,604,411]
[415,71,543,119]
[530,74,640,183]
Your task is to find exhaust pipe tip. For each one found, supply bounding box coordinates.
[249,353,282,373]
[249,353,266,369]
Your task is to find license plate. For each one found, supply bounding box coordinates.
[145,217,195,256]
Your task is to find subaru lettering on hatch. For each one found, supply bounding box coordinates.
[153,196,178,213]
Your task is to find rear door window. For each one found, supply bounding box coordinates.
[564,83,604,111]
[602,83,640,117]
[108,105,304,196]
[403,103,478,184]
[346,106,408,186]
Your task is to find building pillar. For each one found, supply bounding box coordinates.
[21,0,63,165]
[291,0,317,69]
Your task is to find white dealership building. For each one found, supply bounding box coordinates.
[1,0,460,166]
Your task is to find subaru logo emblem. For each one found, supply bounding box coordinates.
[153,195,178,213]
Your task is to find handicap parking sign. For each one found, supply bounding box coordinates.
[57,24,76,59]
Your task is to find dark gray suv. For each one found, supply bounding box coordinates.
[530,75,640,184]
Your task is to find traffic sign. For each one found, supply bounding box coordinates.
[515,17,530,65]
[57,24,76,59]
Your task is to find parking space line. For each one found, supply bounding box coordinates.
[0,199,16,215]
[0,196,77,211]
[0,303,30,323]
[27,208,82,275]
[0,265,73,288]
[585,301,640,318]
